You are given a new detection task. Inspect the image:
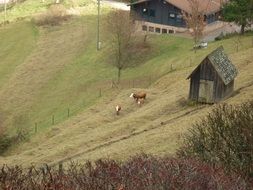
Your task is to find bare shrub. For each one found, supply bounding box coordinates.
[178,101,253,179]
[0,155,249,189]
[32,4,70,26]
[12,114,30,142]
[0,133,12,155]
[0,113,31,155]
[182,0,206,53]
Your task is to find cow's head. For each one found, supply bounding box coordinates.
[115,105,120,112]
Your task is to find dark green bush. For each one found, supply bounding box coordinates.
[178,101,253,179]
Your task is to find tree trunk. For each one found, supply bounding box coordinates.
[117,68,121,84]
[240,24,245,35]
[194,40,197,54]
[144,34,147,43]
[4,0,7,24]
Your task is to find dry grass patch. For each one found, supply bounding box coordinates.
[32,4,71,26]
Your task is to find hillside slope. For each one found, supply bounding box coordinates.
[0,37,252,166]
[0,1,252,166]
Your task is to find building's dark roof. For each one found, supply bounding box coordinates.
[128,0,221,14]
[127,0,150,6]
[187,46,238,85]
[165,0,221,14]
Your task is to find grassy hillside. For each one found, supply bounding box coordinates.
[1,39,252,166]
[0,0,90,23]
[0,1,252,167]
[0,22,37,88]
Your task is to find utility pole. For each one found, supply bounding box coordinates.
[97,0,101,50]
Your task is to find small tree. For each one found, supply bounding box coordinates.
[4,0,7,24]
[106,10,138,83]
[13,114,30,142]
[233,35,242,52]
[182,0,206,53]
[223,0,253,34]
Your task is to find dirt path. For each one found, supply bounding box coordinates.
[101,0,130,11]
[49,105,207,167]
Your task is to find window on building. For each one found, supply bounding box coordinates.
[142,25,147,31]
[204,15,207,22]
[169,29,175,33]
[169,12,175,18]
[149,9,155,17]
[142,8,148,15]
[176,14,183,23]
[148,26,154,32]
[155,27,161,33]
[177,14,182,19]
[162,28,167,34]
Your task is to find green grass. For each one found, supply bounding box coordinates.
[0,0,52,23]
[0,0,92,23]
[0,0,252,166]
[1,9,253,135]
[0,21,37,88]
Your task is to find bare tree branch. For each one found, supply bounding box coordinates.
[106,10,138,83]
[182,0,206,53]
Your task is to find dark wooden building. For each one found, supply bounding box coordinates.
[129,0,221,30]
[187,46,238,103]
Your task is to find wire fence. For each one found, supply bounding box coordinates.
[27,71,173,135]
[25,60,193,137]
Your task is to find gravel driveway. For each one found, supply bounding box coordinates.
[101,0,129,11]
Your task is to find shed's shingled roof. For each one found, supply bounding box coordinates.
[207,46,237,85]
[187,46,238,85]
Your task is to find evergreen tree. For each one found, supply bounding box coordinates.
[223,0,253,34]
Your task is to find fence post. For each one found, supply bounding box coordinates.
[59,162,63,174]
[99,88,102,97]
[67,108,70,117]
[52,115,55,125]
[111,79,113,88]
[35,122,37,133]
[132,80,135,88]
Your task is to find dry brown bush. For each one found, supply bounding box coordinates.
[32,4,70,26]
[0,155,250,189]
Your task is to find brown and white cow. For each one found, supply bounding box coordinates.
[115,105,121,115]
[137,98,145,106]
[129,92,146,103]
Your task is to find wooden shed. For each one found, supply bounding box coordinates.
[187,46,238,103]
